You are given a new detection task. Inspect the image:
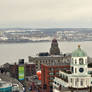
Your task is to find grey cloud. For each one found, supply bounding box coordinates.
[0,0,92,28]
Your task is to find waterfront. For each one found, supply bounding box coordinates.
[0,41,92,65]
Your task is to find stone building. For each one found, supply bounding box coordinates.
[50,39,60,55]
[53,45,92,91]
[29,39,71,70]
[29,55,71,70]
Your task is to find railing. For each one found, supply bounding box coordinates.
[54,77,69,87]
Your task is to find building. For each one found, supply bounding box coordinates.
[9,63,18,79]
[50,39,60,55]
[41,63,70,92]
[0,79,12,92]
[29,39,71,70]
[25,63,36,76]
[9,59,36,80]
[53,45,92,91]
[29,55,71,70]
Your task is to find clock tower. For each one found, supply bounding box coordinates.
[70,45,91,88]
[71,45,88,75]
[53,45,91,89]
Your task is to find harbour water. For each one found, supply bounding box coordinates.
[0,41,92,65]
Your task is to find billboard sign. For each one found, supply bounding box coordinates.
[18,66,24,80]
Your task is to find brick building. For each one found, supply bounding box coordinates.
[25,63,36,76]
[9,63,18,79]
[9,59,36,80]
[41,64,70,92]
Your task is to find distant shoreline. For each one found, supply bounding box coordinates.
[0,40,92,44]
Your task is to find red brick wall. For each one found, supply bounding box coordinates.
[41,64,70,88]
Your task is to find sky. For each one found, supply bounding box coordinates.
[0,0,92,28]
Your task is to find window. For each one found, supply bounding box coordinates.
[49,68,54,71]
[66,76,68,82]
[75,59,77,64]
[72,58,73,61]
[49,82,53,85]
[80,79,83,86]
[75,78,79,86]
[75,68,77,73]
[60,74,62,78]
[49,77,54,80]
[55,72,59,75]
[79,58,84,65]
[49,72,54,75]
[71,67,74,73]
[54,81,56,84]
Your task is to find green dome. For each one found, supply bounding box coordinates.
[72,46,87,57]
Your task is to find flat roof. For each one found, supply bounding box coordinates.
[60,69,72,74]
[0,81,12,88]
[42,63,70,66]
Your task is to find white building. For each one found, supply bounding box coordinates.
[53,45,92,90]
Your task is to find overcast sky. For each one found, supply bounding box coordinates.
[0,0,92,28]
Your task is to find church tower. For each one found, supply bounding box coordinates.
[50,39,60,55]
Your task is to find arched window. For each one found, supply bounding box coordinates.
[79,58,84,65]
[75,68,77,73]
[75,59,77,64]
[80,79,83,86]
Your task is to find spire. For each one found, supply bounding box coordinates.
[78,45,80,48]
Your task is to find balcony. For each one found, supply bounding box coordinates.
[54,77,69,87]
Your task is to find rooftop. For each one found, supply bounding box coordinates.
[72,45,87,57]
[42,62,70,66]
[0,80,12,88]
[60,69,72,74]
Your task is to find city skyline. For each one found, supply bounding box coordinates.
[0,0,92,28]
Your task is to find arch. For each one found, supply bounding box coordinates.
[79,58,84,65]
